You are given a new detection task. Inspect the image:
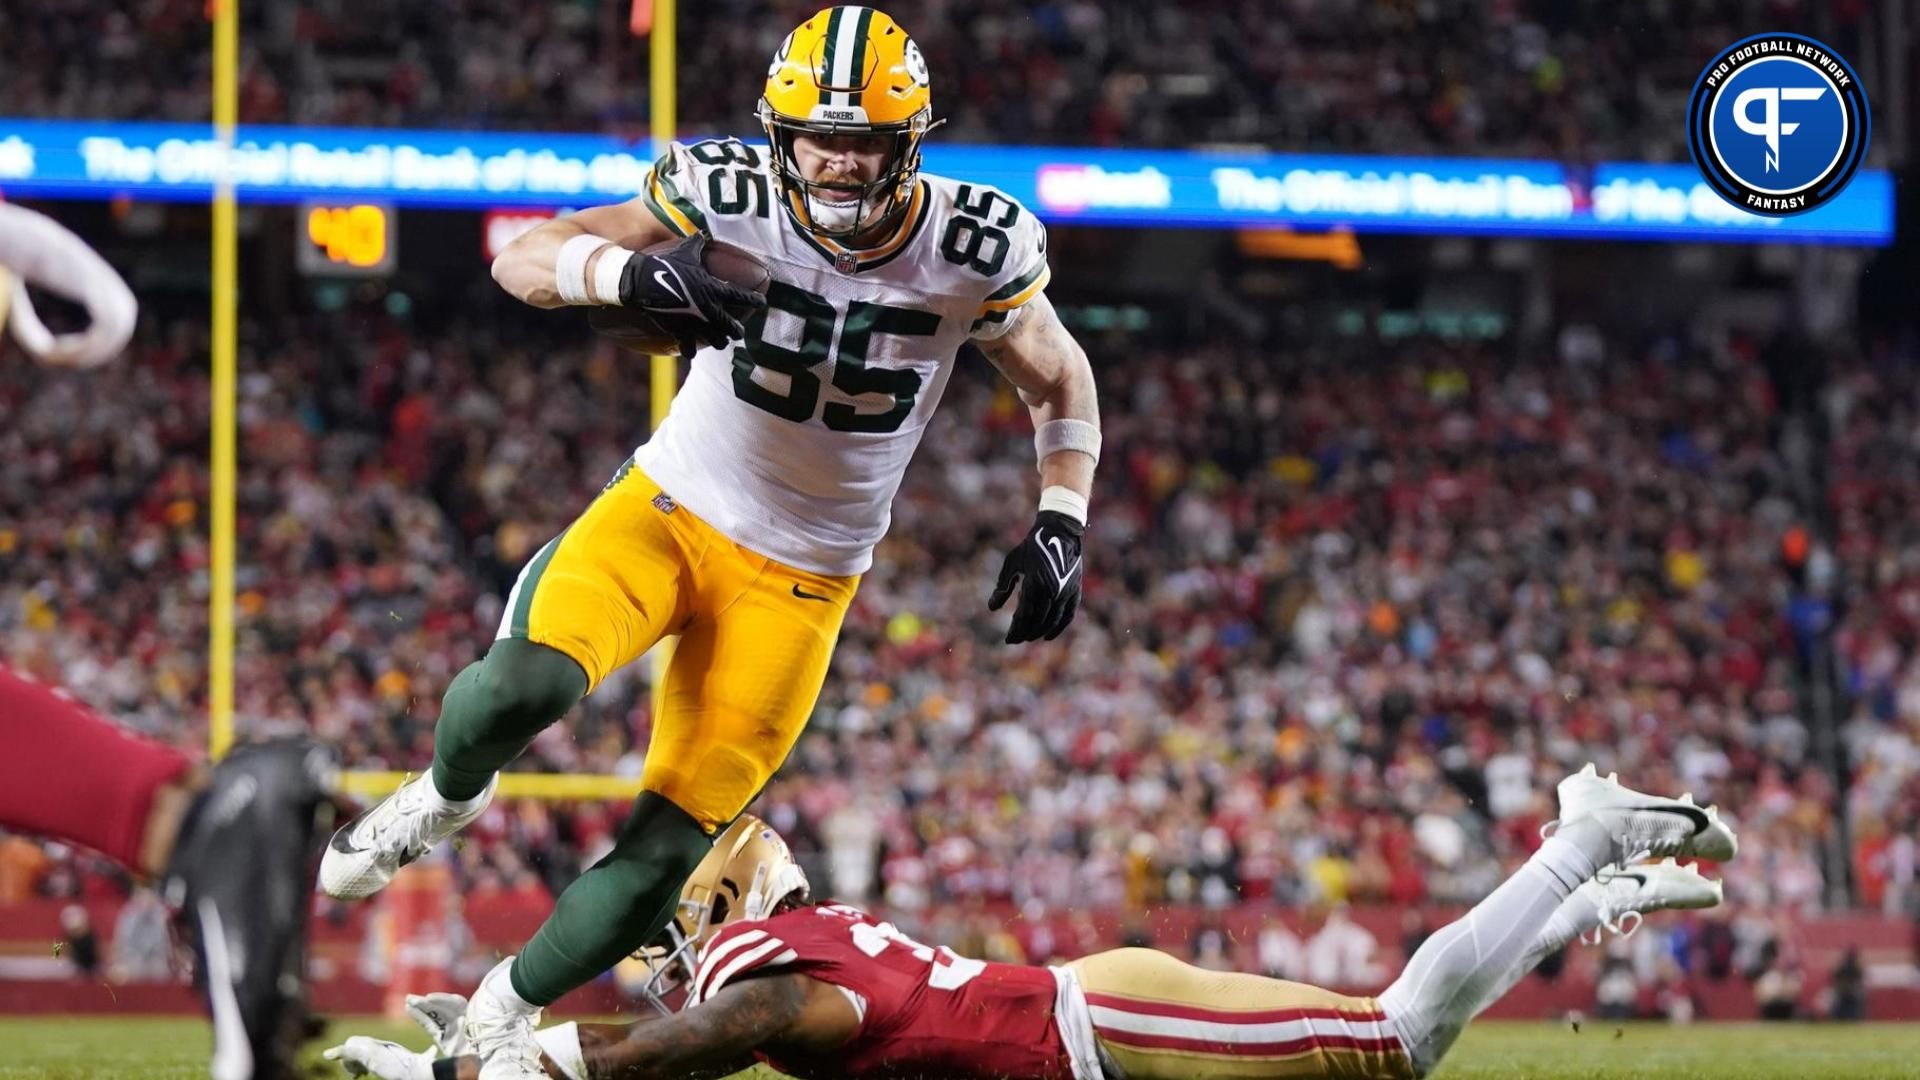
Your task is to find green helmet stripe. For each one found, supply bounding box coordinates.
[819,7,846,107]
[847,7,875,103]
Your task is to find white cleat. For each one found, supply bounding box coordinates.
[466,958,548,1080]
[1548,763,1739,865]
[319,773,497,900]
[1579,858,1725,943]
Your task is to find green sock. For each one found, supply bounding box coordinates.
[510,793,714,1005]
[430,639,587,801]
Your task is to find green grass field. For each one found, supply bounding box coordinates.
[1,1016,1916,1079]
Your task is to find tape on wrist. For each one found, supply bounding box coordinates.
[592,245,629,306]
[1038,485,1088,524]
[555,234,613,306]
[1035,418,1101,469]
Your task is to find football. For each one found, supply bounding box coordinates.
[587,236,772,355]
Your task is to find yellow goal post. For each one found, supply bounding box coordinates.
[207,1,682,805]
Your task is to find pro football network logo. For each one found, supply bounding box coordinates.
[1688,33,1869,216]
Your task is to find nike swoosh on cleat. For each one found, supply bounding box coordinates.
[1611,872,1649,886]
[330,824,424,866]
[792,584,834,603]
[1641,804,1712,834]
[328,826,368,856]
[329,799,428,865]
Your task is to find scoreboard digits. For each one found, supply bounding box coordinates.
[298,201,396,276]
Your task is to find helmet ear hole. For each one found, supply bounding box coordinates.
[710,892,732,926]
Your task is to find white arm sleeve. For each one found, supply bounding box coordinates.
[0,201,137,367]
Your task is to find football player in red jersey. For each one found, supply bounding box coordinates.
[0,200,338,1080]
[329,766,1736,1080]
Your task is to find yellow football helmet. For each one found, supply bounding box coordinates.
[758,6,935,242]
[633,814,811,1013]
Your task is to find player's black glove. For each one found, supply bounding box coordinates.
[618,233,766,356]
[989,510,1084,644]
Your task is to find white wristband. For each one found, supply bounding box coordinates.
[555,234,613,306]
[1035,418,1101,470]
[533,1022,587,1080]
[1038,485,1088,524]
[592,244,629,306]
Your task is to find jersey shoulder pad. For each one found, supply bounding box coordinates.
[688,918,803,1006]
[923,174,1051,337]
[641,138,777,241]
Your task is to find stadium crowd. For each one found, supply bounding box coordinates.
[2,0,1882,158]
[2,287,1914,947]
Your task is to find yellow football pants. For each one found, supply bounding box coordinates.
[497,462,858,829]
[1067,949,1415,1080]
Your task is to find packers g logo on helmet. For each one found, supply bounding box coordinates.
[903,39,929,88]
[758,6,936,243]
[767,31,796,81]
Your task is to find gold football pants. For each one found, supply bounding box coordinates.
[497,462,857,829]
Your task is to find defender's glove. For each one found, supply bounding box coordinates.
[989,511,1084,643]
[318,992,470,1079]
[617,233,765,356]
[404,992,471,1056]
[321,1037,434,1080]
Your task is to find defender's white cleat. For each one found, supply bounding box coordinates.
[319,773,497,900]
[1549,763,1738,865]
[1579,858,1725,943]
[467,958,548,1080]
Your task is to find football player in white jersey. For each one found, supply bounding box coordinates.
[318,7,1102,1076]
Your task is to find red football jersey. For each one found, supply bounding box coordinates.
[689,903,1075,1080]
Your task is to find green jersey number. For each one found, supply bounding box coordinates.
[939,184,1021,277]
[688,141,771,219]
[686,140,761,168]
[730,281,939,434]
[707,169,770,218]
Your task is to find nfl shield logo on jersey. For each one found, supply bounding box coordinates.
[834,251,859,274]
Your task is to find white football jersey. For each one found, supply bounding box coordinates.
[628,138,1050,576]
